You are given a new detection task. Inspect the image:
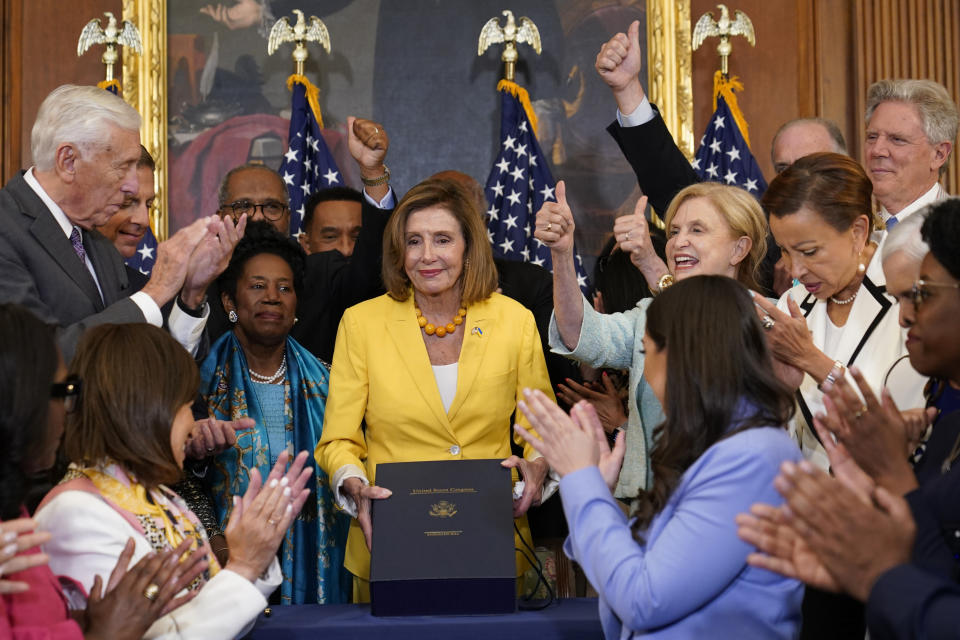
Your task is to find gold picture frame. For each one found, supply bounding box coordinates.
[122,0,691,241]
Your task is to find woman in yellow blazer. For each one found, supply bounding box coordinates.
[316,178,556,601]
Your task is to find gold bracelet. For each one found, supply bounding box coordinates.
[360,165,391,186]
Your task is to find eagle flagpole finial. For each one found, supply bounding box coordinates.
[77,11,142,83]
[478,9,542,83]
[267,9,331,77]
[692,4,755,77]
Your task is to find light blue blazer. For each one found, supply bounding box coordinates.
[549,296,663,498]
[561,425,804,639]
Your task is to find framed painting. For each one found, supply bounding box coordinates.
[122,0,691,258]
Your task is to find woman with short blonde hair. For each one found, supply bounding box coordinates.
[381,179,498,304]
[662,182,768,292]
[537,179,769,499]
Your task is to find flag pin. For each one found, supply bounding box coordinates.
[472,327,483,337]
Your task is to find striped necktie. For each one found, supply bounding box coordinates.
[69,227,87,263]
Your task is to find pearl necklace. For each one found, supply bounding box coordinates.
[415,306,466,338]
[250,353,286,384]
[829,291,858,305]
[831,242,873,305]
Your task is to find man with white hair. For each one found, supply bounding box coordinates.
[0,84,241,361]
[865,79,959,228]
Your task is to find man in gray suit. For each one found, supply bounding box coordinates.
[0,84,242,361]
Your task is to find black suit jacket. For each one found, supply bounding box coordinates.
[0,173,144,361]
[867,564,960,639]
[606,112,700,217]
[906,411,960,581]
[862,411,960,639]
[291,198,388,363]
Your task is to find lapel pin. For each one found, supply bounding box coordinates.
[471,327,483,336]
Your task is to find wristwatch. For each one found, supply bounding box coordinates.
[360,165,391,187]
[818,360,845,391]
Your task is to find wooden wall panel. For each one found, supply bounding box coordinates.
[2,0,121,182]
[854,0,960,196]
[1,0,23,183]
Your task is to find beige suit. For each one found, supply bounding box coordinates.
[317,292,554,580]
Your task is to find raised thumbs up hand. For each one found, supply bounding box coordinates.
[535,180,576,255]
[595,20,646,114]
[613,195,659,274]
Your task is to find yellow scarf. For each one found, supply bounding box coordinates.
[72,463,221,579]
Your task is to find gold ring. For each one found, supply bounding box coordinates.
[267,518,278,526]
[853,406,867,419]
[546,222,553,232]
[143,583,160,602]
[625,231,631,241]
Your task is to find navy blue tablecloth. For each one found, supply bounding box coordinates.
[243,598,603,639]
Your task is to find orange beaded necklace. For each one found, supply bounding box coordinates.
[415,306,467,338]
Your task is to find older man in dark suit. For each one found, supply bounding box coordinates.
[0,84,242,362]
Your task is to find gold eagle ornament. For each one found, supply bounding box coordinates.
[77,12,142,83]
[478,10,542,82]
[692,4,756,76]
[267,9,331,76]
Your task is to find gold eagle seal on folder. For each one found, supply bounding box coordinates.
[429,501,458,518]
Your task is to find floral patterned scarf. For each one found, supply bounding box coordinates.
[200,331,350,604]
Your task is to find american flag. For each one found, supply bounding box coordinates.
[279,76,342,237]
[691,94,767,197]
[484,84,590,293]
[125,228,158,276]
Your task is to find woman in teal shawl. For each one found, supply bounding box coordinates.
[200,221,349,604]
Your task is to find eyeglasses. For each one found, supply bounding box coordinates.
[50,375,82,413]
[222,200,288,221]
[908,279,960,308]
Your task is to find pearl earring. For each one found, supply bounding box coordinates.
[228,310,238,323]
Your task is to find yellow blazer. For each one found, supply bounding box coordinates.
[316,292,554,579]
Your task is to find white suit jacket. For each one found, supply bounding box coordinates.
[37,491,281,640]
[779,232,926,469]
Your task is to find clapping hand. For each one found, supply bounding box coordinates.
[816,367,921,494]
[736,503,840,593]
[84,538,208,640]
[181,214,247,309]
[224,450,313,582]
[555,373,627,435]
[775,461,914,601]
[141,216,217,308]
[516,389,625,492]
[0,518,51,594]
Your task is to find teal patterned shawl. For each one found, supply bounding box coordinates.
[201,331,350,604]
